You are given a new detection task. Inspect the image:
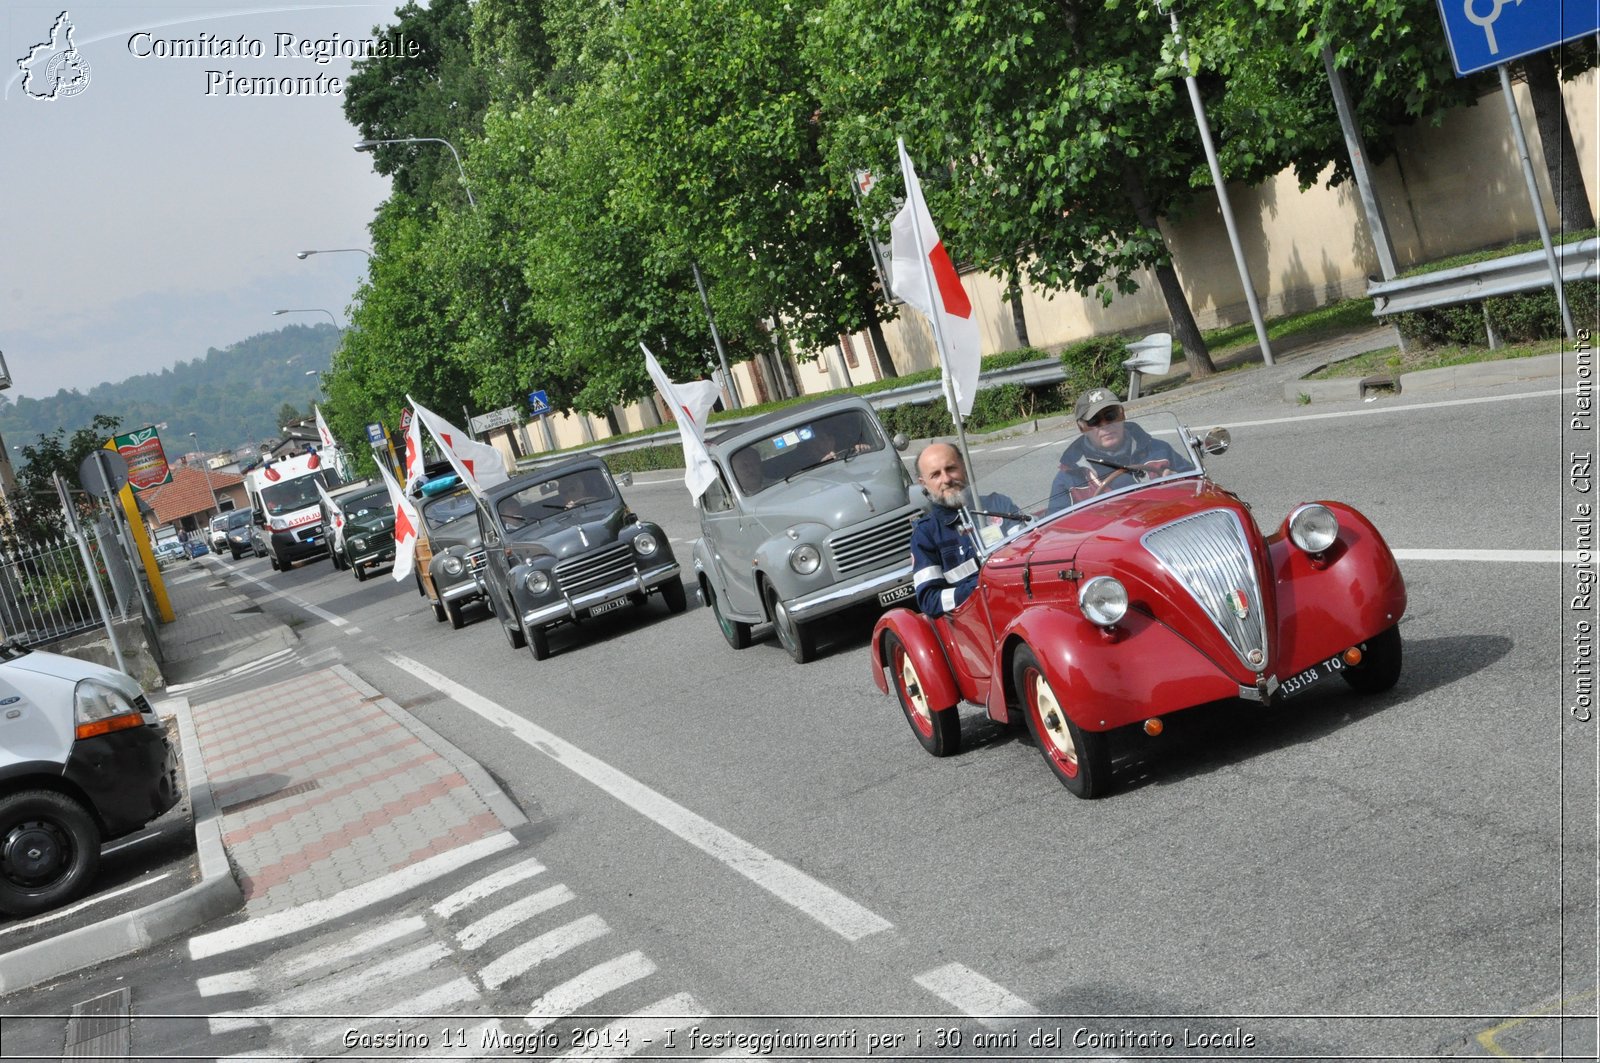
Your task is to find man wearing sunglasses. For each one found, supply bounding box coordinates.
[1048,388,1189,508]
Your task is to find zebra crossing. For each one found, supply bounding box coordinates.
[196,852,716,1060]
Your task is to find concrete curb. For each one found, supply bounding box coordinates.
[0,695,242,996]
[330,664,532,835]
[1283,349,1573,403]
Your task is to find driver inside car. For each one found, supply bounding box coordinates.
[910,443,1021,618]
[1049,388,1191,508]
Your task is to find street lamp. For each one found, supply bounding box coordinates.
[189,432,222,516]
[296,248,373,260]
[272,308,339,327]
[354,137,476,210]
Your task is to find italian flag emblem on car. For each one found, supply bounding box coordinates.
[1227,589,1249,619]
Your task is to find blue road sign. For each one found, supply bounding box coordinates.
[366,422,385,445]
[1436,0,1599,76]
[528,389,552,416]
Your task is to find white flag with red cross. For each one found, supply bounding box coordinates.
[406,396,510,502]
[375,459,422,582]
[889,137,982,417]
[641,343,719,500]
[401,407,427,495]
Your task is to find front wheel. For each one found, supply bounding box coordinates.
[661,580,687,614]
[269,553,281,572]
[884,632,960,756]
[764,584,817,664]
[1340,625,1403,694]
[431,599,446,623]
[528,624,550,661]
[229,547,242,561]
[706,581,752,650]
[1013,645,1110,798]
[353,562,367,582]
[504,605,528,650]
[445,598,464,630]
[0,791,101,917]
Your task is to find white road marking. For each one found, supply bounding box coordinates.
[433,856,547,918]
[458,884,576,951]
[230,570,350,629]
[388,654,894,943]
[165,649,294,694]
[188,832,515,958]
[281,915,427,978]
[480,913,610,990]
[302,976,480,1043]
[210,942,450,1033]
[1393,548,1578,563]
[1214,385,1569,430]
[525,950,658,1033]
[100,830,160,855]
[556,992,709,1059]
[196,970,257,997]
[914,962,1040,1032]
[0,874,171,937]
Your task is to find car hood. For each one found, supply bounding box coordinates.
[508,504,627,561]
[992,481,1270,682]
[746,463,908,532]
[1,650,145,697]
[347,514,396,536]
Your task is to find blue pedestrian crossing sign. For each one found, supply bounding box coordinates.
[366,422,385,445]
[1436,0,1599,76]
[528,390,552,416]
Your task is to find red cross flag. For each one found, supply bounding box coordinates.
[314,478,347,556]
[889,137,981,417]
[313,404,336,450]
[406,397,510,501]
[401,406,427,495]
[641,343,720,500]
[375,459,422,583]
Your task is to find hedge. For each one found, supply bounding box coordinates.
[1393,284,1599,347]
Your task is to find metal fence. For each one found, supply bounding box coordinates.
[0,526,114,647]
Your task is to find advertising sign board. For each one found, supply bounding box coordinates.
[111,426,172,492]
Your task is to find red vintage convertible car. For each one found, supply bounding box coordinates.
[871,411,1407,798]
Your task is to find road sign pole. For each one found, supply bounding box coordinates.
[1498,62,1576,341]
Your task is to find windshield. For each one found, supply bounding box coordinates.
[227,510,251,528]
[423,489,475,530]
[343,490,392,521]
[259,475,327,516]
[937,412,1207,548]
[728,408,884,495]
[496,467,617,530]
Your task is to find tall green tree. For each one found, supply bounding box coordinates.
[8,413,122,546]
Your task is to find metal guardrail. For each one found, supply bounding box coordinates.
[1368,237,1598,317]
[515,356,1068,471]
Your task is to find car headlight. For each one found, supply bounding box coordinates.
[1078,576,1128,626]
[441,555,464,576]
[788,543,822,575]
[1288,504,1339,553]
[634,531,659,557]
[73,679,145,740]
[522,569,551,595]
[350,536,368,551]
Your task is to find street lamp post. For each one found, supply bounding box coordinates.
[272,308,339,328]
[189,432,222,517]
[296,248,373,261]
[354,137,476,210]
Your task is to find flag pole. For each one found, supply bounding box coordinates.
[896,138,979,499]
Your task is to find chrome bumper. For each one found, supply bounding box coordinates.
[785,561,914,623]
[441,577,484,603]
[521,561,681,627]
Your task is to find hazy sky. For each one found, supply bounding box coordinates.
[3,2,402,400]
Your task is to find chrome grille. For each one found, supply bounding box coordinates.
[466,548,487,575]
[554,542,635,595]
[1141,509,1268,671]
[829,514,915,577]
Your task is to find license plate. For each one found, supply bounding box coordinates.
[589,597,627,618]
[1276,654,1346,700]
[878,583,915,607]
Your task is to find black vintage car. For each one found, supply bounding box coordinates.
[336,485,397,581]
[476,458,685,659]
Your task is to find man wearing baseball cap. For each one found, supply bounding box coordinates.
[1048,387,1190,509]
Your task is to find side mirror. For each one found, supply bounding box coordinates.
[892,433,910,453]
[1201,428,1230,455]
[252,512,266,526]
[618,471,633,487]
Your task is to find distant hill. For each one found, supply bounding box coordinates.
[0,324,340,456]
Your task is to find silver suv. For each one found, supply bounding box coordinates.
[691,396,916,663]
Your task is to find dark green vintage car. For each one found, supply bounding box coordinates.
[336,485,397,581]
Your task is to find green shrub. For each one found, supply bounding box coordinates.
[1395,283,1600,347]
[1059,336,1130,396]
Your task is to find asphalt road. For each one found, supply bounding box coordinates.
[3,373,1589,1060]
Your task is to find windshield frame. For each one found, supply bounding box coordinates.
[495,467,620,534]
[725,408,887,497]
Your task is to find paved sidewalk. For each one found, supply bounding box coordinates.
[0,557,530,994]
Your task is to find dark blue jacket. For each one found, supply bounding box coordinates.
[1048,423,1190,510]
[910,492,1019,617]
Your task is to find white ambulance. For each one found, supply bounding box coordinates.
[246,450,340,571]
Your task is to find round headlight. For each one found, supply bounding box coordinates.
[634,531,659,556]
[441,556,464,576]
[350,536,368,551]
[1288,504,1339,553]
[788,543,822,575]
[1078,576,1128,627]
[522,569,550,595]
